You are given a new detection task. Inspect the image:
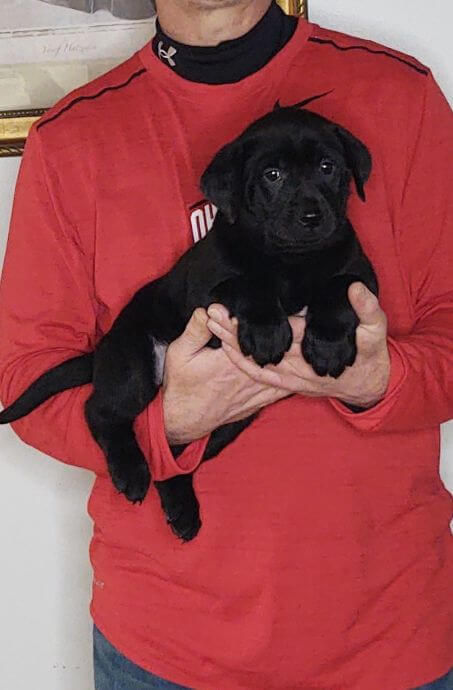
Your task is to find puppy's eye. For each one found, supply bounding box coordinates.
[263,168,282,183]
[319,159,336,175]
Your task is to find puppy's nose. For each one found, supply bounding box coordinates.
[299,210,322,227]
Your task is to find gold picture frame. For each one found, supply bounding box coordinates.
[1,1,308,157]
[0,109,47,157]
[276,0,307,17]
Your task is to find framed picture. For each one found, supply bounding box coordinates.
[0,0,156,155]
[1,0,308,156]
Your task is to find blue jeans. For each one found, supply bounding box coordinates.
[93,625,452,689]
[93,626,191,689]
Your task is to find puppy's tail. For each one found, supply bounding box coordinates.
[0,353,94,424]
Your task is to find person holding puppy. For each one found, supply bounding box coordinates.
[1,1,452,689]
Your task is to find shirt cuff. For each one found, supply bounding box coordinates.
[135,388,210,481]
[328,338,408,432]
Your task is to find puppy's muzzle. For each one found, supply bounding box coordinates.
[297,195,324,228]
[299,209,323,228]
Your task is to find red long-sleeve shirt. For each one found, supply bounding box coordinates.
[1,19,452,690]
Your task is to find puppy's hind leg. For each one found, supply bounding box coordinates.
[155,472,201,542]
[202,415,257,460]
[85,396,151,503]
[155,415,257,541]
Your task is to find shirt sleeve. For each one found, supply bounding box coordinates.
[330,72,453,433]
[0,125,208,480]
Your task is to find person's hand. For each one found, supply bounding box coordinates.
[162,308,290,445]
[206,283,390,409]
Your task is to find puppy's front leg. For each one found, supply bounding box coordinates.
[302,274,361,379]
[212,277,293,366]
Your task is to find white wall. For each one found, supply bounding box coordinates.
[0,2,452,689]
[309,0,453,103]
[0,162,95,688]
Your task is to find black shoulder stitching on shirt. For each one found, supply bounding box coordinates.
[37,68,147,130]
[308,37,428,76]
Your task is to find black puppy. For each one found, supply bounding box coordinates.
[0,106,377,541]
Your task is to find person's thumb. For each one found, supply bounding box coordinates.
[174,308,213,358]
[348,282,385,329]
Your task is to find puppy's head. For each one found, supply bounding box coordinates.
[201,107,371,256]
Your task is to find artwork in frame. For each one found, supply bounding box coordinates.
[0,0,156,155]
[1,0,308,156]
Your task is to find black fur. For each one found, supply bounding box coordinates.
[0,107,378,541]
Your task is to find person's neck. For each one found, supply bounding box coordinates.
[155,0,273,47]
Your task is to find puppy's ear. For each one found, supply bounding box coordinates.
[201,140,243,224]
[334,126,372,202]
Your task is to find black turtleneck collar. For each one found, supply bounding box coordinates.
[152,2,298,85]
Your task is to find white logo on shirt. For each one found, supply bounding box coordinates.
[158,41,177,67]
[190,202,217,243]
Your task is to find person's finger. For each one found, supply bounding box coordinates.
[231,386,291,417]
[288,314,306,344]
[207,317,239,348]
[209,306,306,343]
[207,303,233,324]
[221,341,316,389]
[173,308,212,357]
[221,342,285,386]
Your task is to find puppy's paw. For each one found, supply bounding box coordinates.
[154,476,201,542]
[302,322,356,378]
[109,458,151,504]
[238,317,293,367]
[166,499,201,542]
